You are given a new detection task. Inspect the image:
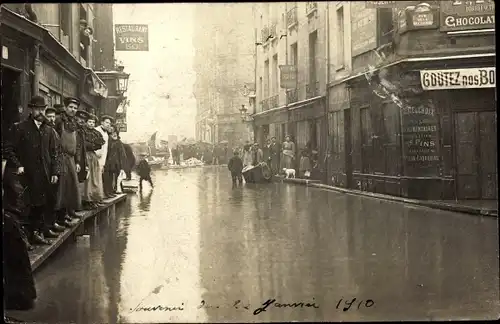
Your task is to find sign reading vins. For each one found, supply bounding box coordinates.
[401,99,440,176]
[115,24,149,51]
[440,0,495,32]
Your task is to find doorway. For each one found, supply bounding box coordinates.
[454,111,497,199]
[1,67,22,132]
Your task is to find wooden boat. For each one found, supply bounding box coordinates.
[242,162,272,183]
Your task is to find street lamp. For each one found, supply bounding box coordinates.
[116,72,130,95]
[239,104,253,123]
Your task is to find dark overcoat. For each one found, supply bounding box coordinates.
[3,118,61,206]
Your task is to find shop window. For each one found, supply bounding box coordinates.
[378,8,394,46]
[79,4,90,64]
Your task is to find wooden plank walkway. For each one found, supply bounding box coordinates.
[28,194,127,271]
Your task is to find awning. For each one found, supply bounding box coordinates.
[85,68,108,98]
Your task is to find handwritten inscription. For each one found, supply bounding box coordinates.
[130,298,374,315]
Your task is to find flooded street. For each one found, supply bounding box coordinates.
[10,166,499,323]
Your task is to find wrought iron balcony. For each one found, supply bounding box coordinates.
[269,95,279,109]
[260,98,270,111]
[306,81,319,99]
[306,2,318,15]
[286,7,298,28]
[286,88,298,105]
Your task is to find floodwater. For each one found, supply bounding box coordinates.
[8,166,500,323]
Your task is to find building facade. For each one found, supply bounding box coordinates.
[193,3,254,148]
[1,4,128,133]
[325,0,496,200]
[253,2,328,176]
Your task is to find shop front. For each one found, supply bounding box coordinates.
[38,58,64,108]
[346,54,496,200]
[253,107,288,146]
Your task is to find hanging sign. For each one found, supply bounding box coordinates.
[115,24,149,51]
[279,65,297,89]
[420,67,495,90]
[440,0,495,32]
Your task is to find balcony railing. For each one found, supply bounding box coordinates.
[261,26,270,43]
[306,2,318,15]
[286,88,298,104]
[287,7,298,28]
[269,95,279,109]
[306,81,319,99]
[260,98,270,111]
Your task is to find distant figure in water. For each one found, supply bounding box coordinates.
[227,150,243,187]
[137,154,154,191]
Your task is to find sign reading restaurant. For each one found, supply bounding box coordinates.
[440,0,495,32]
[420,67,496,90]
[115,24,149,51]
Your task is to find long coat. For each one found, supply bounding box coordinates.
[104,138,127,173]
[122,143,136,173]
[3,118,61,206]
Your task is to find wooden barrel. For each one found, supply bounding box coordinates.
[242,163,272,183]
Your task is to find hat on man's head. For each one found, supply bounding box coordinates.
[87,113,98,122]
[28,95,47,108]
[53,104,64,114]
[44,107,57,114]
[75,110,90,120]
[63,97,80,107]
[100,115,114,123]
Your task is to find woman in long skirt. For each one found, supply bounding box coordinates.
[281,135,295,169]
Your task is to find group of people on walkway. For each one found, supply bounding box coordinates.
[2,95,133,313]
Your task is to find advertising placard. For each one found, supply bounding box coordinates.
[440,0,495,32]
[279,65,297,89]
[420,67,495,90]
[351,2,377,57]
[115,24,149,51]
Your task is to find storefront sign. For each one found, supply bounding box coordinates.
[366,1,421,9]
[63,76,78,97]
[40,61,62,91]
[401,99,440,176]
[115,24,149,51]
[280,65,297,89]
[420,67,495,90]
[440,0,495,32]
[351,2,377,57]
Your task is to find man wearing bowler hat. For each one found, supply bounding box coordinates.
[3,95,61,245]
[53,97,84,227]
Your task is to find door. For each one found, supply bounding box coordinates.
[454,111,497,199]
[0,67,22,130]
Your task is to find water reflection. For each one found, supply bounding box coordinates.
[8,167,499,323]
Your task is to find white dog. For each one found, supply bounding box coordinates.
[283,168,296,179]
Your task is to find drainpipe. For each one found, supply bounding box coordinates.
[324,2,331,184]
[32,41,41,96]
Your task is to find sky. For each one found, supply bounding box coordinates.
[113,4,196,143]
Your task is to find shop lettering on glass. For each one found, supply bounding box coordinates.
[350,2,377,57]
[402,100,440,168]
[115,24,149,51]
[440,0,495,31]
[420,67,495,90]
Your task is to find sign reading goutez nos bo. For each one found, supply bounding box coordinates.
[420,67,495,90]
[440,0,495,32]
[115,24,149,51]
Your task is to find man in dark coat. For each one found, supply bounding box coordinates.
[75,110,89,184]
[103,127,127,197]
[227,150,243,187]
[269,136,281,176]
[3,96,61,245]
[122,143,136,180]
[136,153,154,191]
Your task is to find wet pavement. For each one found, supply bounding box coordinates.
[8,166,500,323]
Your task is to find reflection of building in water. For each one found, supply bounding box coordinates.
[320,1,497,201]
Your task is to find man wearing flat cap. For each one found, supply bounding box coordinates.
[52,97,84,226]
[80,112,105,208]
[3,95,61,245]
